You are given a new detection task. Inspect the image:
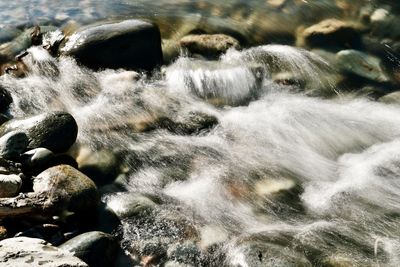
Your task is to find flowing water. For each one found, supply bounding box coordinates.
[2,0,400,266]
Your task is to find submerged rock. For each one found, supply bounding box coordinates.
[59,231,119,267]
[0,111,78,153]
[298,19,361,49]
[180,33,240,58]
[0,174,21,197]
[106,192,156,219]
[0,237,88,267]
[336,49,389,82]
[61,19,163,71]
[378,91,400,104]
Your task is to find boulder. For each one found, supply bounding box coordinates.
[336,49,389,82]
[0,131,28,159]
[180,34,240,58]
[298,19,361,49]
[61,19,163,71]
[0,165,99,220]
[0,237,88,267]
[0,111,78,153]
[59,231,119,267]
[0,174,21,197]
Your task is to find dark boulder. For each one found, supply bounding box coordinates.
[61,19,163,71]
[0,111,78,153]
[59,231,119,267]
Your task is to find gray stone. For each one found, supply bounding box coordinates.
[0,174,21,197]
[0,131,28,159]
[0,237,88,267]
[167,241,201,266]
[0,111,78,153]
[180,34,240,58]
[336,49,389,82]
[61,19,163,71]
[106,192,156,219]
[59,231,118,267]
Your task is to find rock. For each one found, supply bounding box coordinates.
[0,111,78,153]
[59,231,119,267]
[61,19,163,71]
[0,85,12,113]
[15,224,65,246]
[0,165,99,220]
[94,202,121,234]
[234,240,312,267]
[167,241,201,266]
[77,148,119,186]
[32,165,99,215]
[180,34,240,58]
[0,174,21,197]
[378,91,400,104]
[106,192,156,219]
[298,19,361,49]
[0,236,88,267]
[156,112,219,135]
[336,50,389,82]
[164,261,194,267]
[20,147,54,168]
[0,131,28,159]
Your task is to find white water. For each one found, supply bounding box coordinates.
[2,45,400,266]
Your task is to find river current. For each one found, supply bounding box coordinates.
[1,1,400,266]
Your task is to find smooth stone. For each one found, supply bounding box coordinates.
[378,91,400,104]
[0,111,78,153]
[77,148,119,186]
[298,19,361,49]
[33,165,99,216]
[0,237,88,267]
[336,49,389,82]
[94,202,121,234]
[106,192,156,219]
[59,231,118,267]
[0,174,22,197]
[0,131,28,159]
[180,34,240,58]
[20,147,54,168]
[0,85,12,113]
[61,19,163,71]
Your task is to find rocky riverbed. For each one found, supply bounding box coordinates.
[0,1,400,267]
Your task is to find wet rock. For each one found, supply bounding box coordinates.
[0,236,88,267]
[298,19,361,49]
[0,131,28,159]
[0,174,22,197]
[94,202,121,234]
[378,91,400,104]
[0,85,12,113]
[234,240,312,267]
[32,165,99,215]
[180,34,240,58]
[167,241,201,266]
[77,148,119,186]
[157,111,219,135]
[15,224,65,246]
[20,147,54,169]
[0,111,78,153]
[59,231,119,267]
[61,19,163,71]
[336,49,389,82]
[106,192,156,219]
[0,165,99,220]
